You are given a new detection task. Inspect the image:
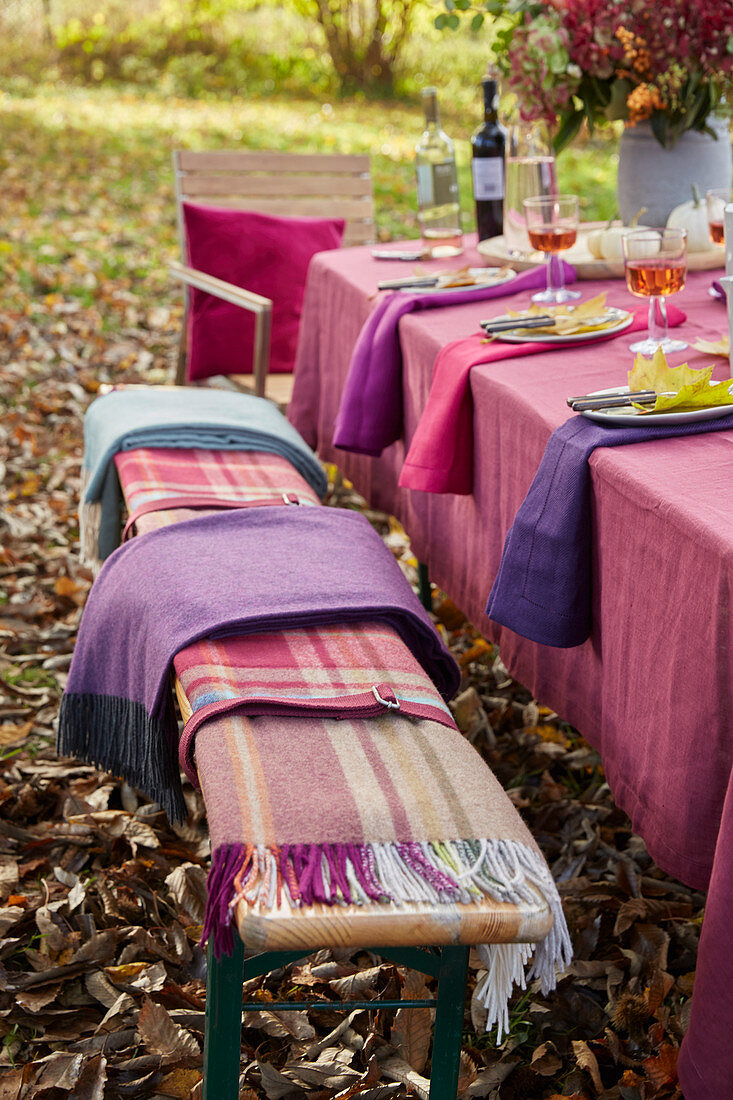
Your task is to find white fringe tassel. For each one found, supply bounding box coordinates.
[221,836,572,1038]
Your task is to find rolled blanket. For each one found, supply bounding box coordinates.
[486,410,733,647]
[58,507,460,820]
[196,706,572,1038]
[332,263,575,457]
[80,388,328,564]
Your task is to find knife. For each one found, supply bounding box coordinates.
[377,275,440,290]
[566,389,657,408]
[571,391,682,412]
[480,315,556,333]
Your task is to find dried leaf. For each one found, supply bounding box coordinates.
[157,1067,202,1098]
[329,965,383,1000]
[390,1004,431,1074]
[531,1040,563,1076]
[571,1039,603,1093]
[137,997,200,1063]
[380,1056,430,1100]
[642,1043,678,1088]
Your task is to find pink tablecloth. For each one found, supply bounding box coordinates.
[289,241,733,1100]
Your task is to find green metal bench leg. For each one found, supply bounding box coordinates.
[203,937,245,1100]
[429,944,470,1100]
[417,560,432,612]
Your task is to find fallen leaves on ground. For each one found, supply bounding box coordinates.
[0,86,693,1099]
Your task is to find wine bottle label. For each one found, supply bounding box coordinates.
[472,157,504,200]
[417,162,458,207]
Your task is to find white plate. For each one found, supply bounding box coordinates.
[580,386,733,426]
[491,307,633,343]
[399,267,516,294]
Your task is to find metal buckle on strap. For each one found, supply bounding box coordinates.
[283,493,301,505]
[372,685,401,710]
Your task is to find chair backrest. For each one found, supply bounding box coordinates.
[173,150,375,251]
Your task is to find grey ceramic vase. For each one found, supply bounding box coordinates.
[617,115,732,226]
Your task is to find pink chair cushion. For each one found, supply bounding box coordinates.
[182,203,345,381]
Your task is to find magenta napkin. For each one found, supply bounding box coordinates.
[332,262,576,456]
[399,305,687,495]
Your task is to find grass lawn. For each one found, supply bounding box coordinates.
[0,82,619,321]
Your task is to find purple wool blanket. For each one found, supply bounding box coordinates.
[58,507,460,820]
[332,262,576,456]
[486,411,733,648]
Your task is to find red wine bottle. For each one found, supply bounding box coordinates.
[471,74,506,242]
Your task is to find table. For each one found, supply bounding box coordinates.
[289,241,733,1100]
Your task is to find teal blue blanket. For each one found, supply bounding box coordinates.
[80,387,327,563]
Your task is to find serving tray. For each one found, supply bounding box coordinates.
[476,222,726,279]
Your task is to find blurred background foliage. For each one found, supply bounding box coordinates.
[1,0,618,235]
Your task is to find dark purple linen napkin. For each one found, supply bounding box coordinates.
[333,262,576,456]
[58,507,459,821]
[486,411,733,648]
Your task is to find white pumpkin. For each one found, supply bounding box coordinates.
[587,209,651,261]
[666,185,711,252]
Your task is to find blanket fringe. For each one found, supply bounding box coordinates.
[79,470,102,571]
[203,837,572,1035]
[57,692,186,823]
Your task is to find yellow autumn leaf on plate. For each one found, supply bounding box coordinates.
[628,347,706,393]
[628,348,733,412]
[692,335,730,357]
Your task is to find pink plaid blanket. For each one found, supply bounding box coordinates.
[114,447,320,536]
[174,622,456,786]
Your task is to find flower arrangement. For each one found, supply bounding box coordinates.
[439,0,733,150]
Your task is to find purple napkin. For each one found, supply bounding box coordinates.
[486,411,733,648]
[333,262,576,456]
[710,279,726,302]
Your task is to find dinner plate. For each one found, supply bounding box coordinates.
[399,267,516,294]
[580,386,733,426]
[491,307,633,343]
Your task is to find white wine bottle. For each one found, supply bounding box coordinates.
[415,88,463,257]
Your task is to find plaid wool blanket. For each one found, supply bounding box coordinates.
[80,387,327,564]
[114,447,320,538]
[59,507,460,820]
[195,702,572,1038]
[174,622,457,785]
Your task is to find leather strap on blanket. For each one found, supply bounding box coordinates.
[121,493,304,542]
[178,682,456,786]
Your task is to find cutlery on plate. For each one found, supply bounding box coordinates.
[377,275,440,290]
[481,311,623,335]
[566,388,657,408]
[570,391,679,412]
[480,314,556,333]
[371,249,431,262]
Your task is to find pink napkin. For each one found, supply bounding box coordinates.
[399,305,687,495]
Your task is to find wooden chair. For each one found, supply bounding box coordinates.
[170,150,375,405]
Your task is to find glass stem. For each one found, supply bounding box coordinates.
[547,253,564,295]
[647,295,668,346]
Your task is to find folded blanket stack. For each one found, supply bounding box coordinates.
[59,507,460,821]
[80,387,327,565]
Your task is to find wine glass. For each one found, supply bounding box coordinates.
[523,194,581,304]
[706,188,730,246]
[622,227,687,355]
